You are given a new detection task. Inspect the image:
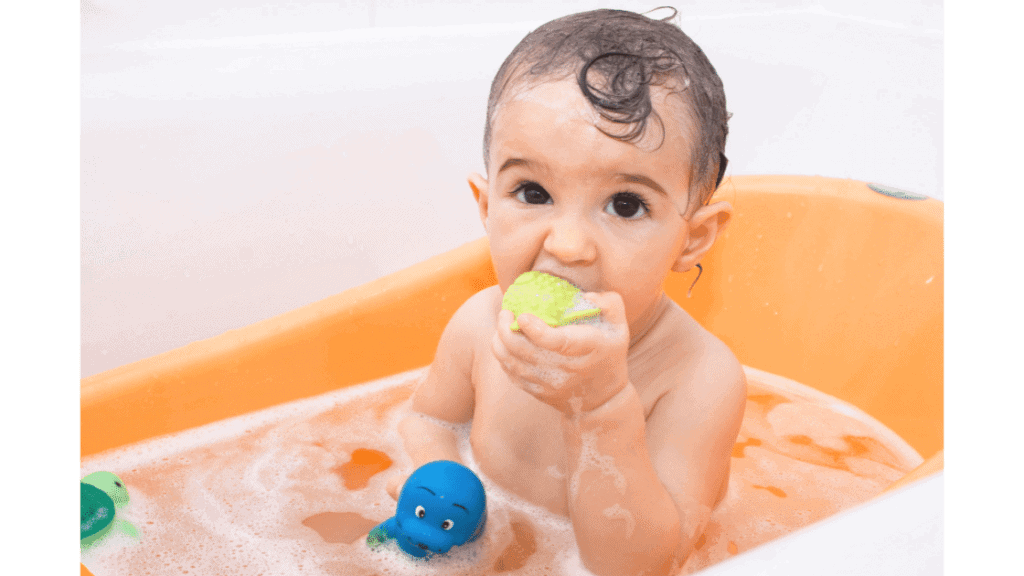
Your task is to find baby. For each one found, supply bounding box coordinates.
[389,9,746,576]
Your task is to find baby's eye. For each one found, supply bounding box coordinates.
[513,182,552,205]
[441,519,454,530]
[605,192,648,219]
[416,505,426,518]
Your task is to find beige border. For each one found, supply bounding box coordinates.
[946,1,1019,569]
[2,0,78,569]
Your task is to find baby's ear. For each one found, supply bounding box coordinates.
[468,173,490,230]
[672,201,732,273]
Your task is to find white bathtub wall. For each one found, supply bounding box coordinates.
[81,0,942,378]
[697,473,943,576]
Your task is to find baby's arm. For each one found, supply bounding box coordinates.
[560,383,684,576]
[641,348,746,567]
[388,289,486,498]
[563,348,745,576]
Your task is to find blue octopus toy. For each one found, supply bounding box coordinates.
[367,460,486,559]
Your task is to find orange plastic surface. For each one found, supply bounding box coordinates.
[81,175,942,573]
[81,237,497,457]
[671,175,943,458]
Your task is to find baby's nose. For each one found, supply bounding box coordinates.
[544,216,596,263]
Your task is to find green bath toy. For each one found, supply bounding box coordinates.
[80,483,115,539]
[501,271,601,331]
[81,471,138,548]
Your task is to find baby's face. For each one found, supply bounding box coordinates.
[473,78,708,331]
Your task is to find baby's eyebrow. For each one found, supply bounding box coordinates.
[498,157,531,175]
[616,173,667,197]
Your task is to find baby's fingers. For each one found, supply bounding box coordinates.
[492,330,543,382]
[518,311,620,357]
[516,314,584,356]
[579,291,628,331]
[497,310,564,362]
[496,311,533,355]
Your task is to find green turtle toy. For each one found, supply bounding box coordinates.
[501,271,601,331]
[81,471,138,548]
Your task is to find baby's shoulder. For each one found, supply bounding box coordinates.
[426,286,501,387]
[643,299,746,405]
[446,285,502,336]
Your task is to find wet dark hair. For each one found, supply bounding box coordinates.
[484,8,730,207]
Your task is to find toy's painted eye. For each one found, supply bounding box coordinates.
[115,482,122,487]
[415,505,426,518]
[441,519,454,530]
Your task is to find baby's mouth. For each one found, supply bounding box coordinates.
[533,270,589,292]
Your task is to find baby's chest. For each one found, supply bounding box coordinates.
[470,353,567,468]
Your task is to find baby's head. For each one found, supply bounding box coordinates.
[469,8,733,330]
[483,8,729,208]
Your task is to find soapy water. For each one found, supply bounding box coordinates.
[81,366,922,576]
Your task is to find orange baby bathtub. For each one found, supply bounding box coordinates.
[80,174,942,575]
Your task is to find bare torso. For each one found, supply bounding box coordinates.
[465,285,720,516]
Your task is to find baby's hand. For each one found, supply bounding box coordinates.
[492,291,629,416]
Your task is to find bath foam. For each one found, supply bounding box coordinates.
[405,409,472,440]
[546,465,567,480]
[601,504,636,538]
[568,430,628,499]
[82,369,427,576]
[82,366,922,576]
[529,349,573,389]
[81,367,428,475]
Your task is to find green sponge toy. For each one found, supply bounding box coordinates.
[501,271,601,331]
[81,471,138,548]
